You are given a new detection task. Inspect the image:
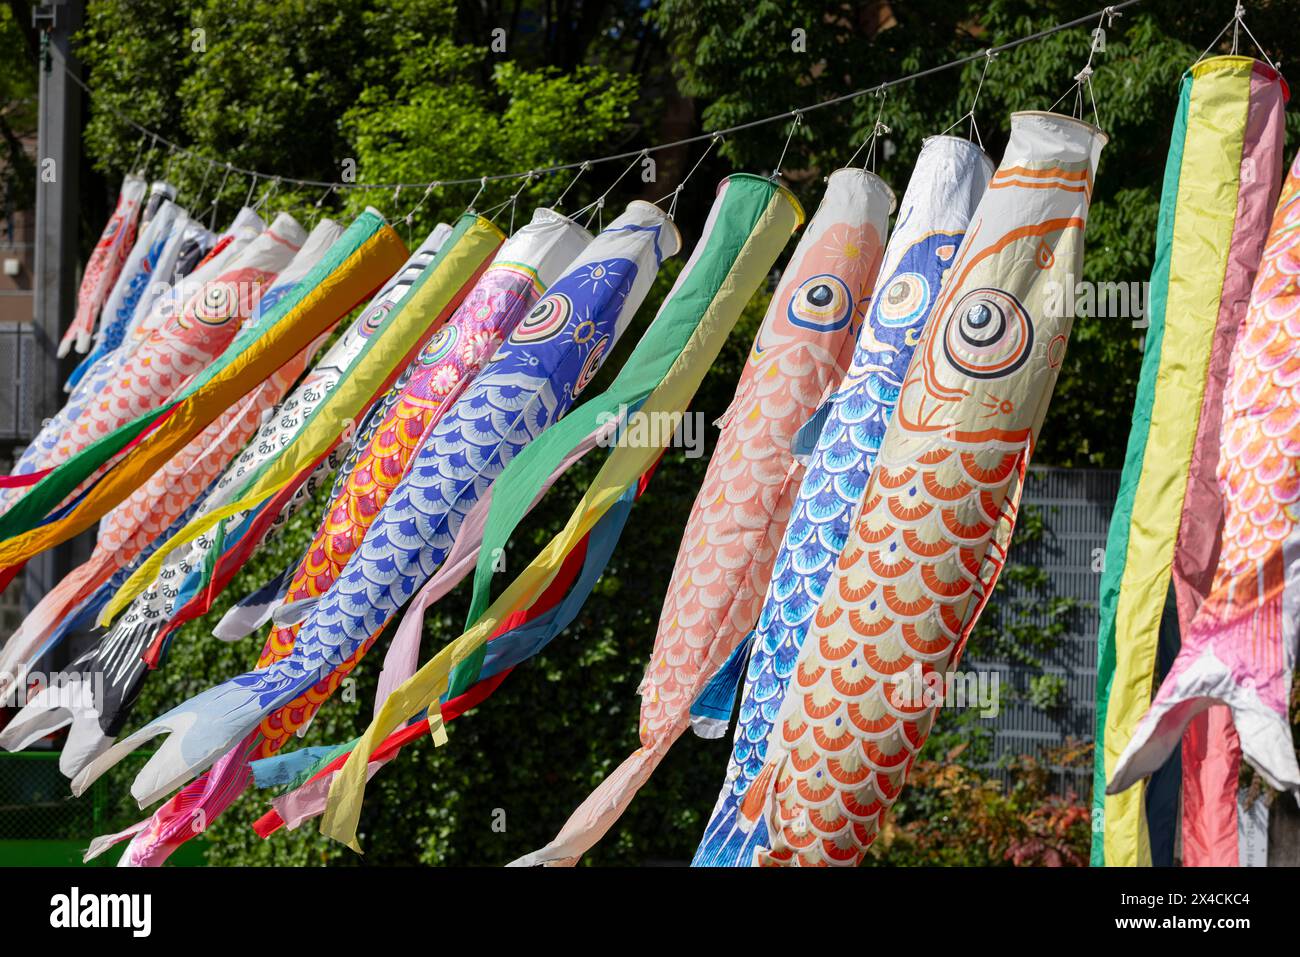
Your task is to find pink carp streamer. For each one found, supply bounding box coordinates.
[515,169,893,866]
[1108,150,1300,804]
[60,175,147,357]
[0,212,299,524]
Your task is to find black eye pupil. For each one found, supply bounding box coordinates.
[966,304,992,328]
[807,284,834,307]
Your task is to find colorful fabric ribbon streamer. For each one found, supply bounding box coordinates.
[507,167,894,866]
[1107,148,1300,826]
[73,208,587,865]
[318,184,815,852]
[72,204,665,811]
[0,222,353,776]
[0,219,343,690]
[0,210,408,582]
[94,213,502,628]
[1092,56,1288,867]
[0,204,248,507]
[70,223,502,865]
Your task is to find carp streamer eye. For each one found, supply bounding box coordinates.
[575,334,610,395]
[788,273,854,332]
[420,325,457,365]
[360,300,393,336]
[877,272,931,327]
[511,293,572,343]
[941,287,1034,379]
[194,281,238,326]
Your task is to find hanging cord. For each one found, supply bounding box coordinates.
[161,145,177,184]
[1049,6,1119,127]
[1196,2,1278,70]
[769,111,803,181]
[312,183,337,226]
[569,149,650,232]
[128,133,148,177]
[188,153,212,211]
[597,150,647,203]
[552,161,591,209]
[396,181,441,228]
[393,181,442,246]
[481,170,535,233]
[936,49,996,149]
[78,1,1144,195]
[465,176,489,215]
[208,162,233,231]
[575,195,604,231]
[253,176,281,213]
[243,172,261,210]
[652,133,722,220]
[140,133,159,179]
[846,87,890,169]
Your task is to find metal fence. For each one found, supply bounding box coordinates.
[968,466,1119,796]
[0,752,108,866]
[0,323,40,443]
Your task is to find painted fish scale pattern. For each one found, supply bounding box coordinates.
[248,263,547,755]
[751,112,1106,866]
[647,341,847,738]
[228,254,641,707]
[0,215,179,503]
[686,171,904,865]
[757,437,1024,866]
[52,264,280,462]
[733,243,965,782]
[71,228,453,745]
[1218,168,1300,583]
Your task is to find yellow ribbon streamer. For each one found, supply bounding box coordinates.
[0,226,411,570]
[100,216,504,625]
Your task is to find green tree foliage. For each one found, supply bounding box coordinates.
[651,0,1300,466]
[0,1,37,215]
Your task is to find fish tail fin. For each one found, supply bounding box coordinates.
[692,760,780,868]
[689,631,755,739]
[510,741,668,867]
[72,673,304,806]
[739,761,776,826]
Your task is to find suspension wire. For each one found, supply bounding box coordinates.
[553,161,591,209]
[652,133,723,220]
[57,0,1145,195]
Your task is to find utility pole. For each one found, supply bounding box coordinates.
[27,0,87,618]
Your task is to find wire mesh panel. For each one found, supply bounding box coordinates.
[967,467,1120,796]
[0,752,101,866]
[0,323,38,443]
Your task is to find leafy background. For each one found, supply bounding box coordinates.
[3,0,1299,865]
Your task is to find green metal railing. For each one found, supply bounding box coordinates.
[0,751,208,866]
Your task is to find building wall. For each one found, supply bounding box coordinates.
[0,205,35,324]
